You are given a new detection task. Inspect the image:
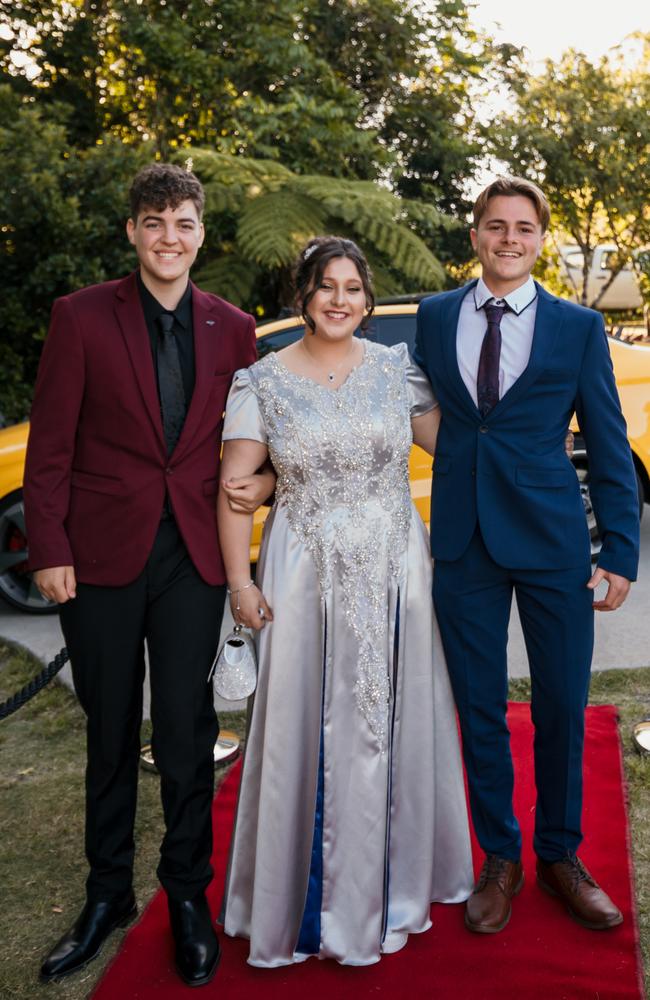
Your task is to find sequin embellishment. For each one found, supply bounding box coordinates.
[248,342,415,750]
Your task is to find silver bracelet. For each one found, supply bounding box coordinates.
[227,579,255,612]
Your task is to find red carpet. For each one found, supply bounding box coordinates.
[93,704,645,999]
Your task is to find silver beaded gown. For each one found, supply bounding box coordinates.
[220,341,473,967]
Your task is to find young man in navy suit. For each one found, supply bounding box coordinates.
[24,163,271,985]
[415,177,639,934]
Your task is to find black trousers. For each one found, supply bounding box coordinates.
[59,520,226,902]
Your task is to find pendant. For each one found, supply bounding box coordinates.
[328,372,335,382]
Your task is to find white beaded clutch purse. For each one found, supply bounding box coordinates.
[209,624,257,701]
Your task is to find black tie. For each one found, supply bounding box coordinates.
[156,313,186,455]
[477,301,507,417]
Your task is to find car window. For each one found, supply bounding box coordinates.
[365,315,417,351]
[256,325,304,358]
[255,312,418,357]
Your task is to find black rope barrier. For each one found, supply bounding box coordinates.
[0,647,69,721]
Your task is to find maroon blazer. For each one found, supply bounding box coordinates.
[24,272,257,586]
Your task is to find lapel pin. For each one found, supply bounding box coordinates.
[206,319,215,326]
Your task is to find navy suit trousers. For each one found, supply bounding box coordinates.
[433,527,594,862]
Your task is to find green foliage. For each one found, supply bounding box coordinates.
[0,116,456,420]
[0,89,147,420]
[187,149,454,314]
[237,191,326,268]
[0,0,495,420]
[193,257,260,313]
[2,0,488,196]
[492,39,650,309]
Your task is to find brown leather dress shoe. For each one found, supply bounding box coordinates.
[465,855,524,933]
[536,856,623,930]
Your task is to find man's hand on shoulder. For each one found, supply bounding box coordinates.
[587,567,631,611]
[222,467,277,514]
[34,566,77,604]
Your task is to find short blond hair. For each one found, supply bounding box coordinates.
[473,176,550,233]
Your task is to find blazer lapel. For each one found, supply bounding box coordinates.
[489,282,564,419]
[172,284,221,462]
[440,280,481,416]
[114,273,166,453]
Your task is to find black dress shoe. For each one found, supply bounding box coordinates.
[40,891,137,982]
[168,894,221,987]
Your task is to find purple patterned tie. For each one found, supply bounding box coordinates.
[477,301,506,417]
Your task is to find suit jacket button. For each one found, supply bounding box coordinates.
[166,466,173,475]
[471,468,476,476]
[479,425,489,433]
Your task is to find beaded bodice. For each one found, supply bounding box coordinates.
[248,342,414,748]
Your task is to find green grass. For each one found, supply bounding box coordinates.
[0,641,247,1000]
[0,641,648,998]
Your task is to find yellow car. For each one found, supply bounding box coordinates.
[570,325,650,557]
[1,303,648,613]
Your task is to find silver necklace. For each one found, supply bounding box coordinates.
[300,337,358,383]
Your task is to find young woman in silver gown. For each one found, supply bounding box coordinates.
[217,237,473,968]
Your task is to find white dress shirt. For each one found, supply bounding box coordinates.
[456,276,538,407]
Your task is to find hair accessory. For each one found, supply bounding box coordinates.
[209,623,257,701]
[303,244,318,260]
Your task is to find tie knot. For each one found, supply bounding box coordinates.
[158,312,175,336]
[484,300,508,324]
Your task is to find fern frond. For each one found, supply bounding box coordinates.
[362,254,406,298]
[177,150,448,297]
[190,149,292,192]
[326,209,446,289]
[193,254,258,307]
[294,175,401,224]
[402,200,448,229]
[237,191,327,267]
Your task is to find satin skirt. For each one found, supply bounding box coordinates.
[221,504,473,967]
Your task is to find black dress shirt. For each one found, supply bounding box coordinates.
[137,272,195,407]
[137,273,195,520]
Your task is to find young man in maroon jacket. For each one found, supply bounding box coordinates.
[24,163,271,987]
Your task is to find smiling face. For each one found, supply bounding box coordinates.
[470,194,545,297]
[306,256,367,342]
[126,199,205,300]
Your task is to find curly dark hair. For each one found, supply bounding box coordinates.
[294,236,375,333]
[129,163,205,221]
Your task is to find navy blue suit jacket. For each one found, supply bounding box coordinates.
[414,280,640,580]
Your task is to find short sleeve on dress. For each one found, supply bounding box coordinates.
[222,368,268,444]
[392,342,438,418]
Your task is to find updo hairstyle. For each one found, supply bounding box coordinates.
[294,236,375,333]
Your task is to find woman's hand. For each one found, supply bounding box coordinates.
[223,467,277,514]
[230,582,274,630]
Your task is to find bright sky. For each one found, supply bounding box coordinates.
[460,1,647,194]
[468,0,646,64]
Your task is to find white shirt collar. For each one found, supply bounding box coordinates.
[473,275,537,316]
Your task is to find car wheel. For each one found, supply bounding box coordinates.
[573,465,602,562]
[571,440,644,563]
[0,490,57,614]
